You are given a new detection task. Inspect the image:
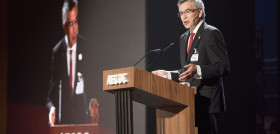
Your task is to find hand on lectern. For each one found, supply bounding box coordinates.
[152,70,168,79]
[48,106,56,126]
[179,64,197,82]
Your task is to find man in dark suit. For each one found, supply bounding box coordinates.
[153,0,230,134]
[46,0,99,125]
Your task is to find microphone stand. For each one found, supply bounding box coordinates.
[146,43,174,70]
[133,49,161,67]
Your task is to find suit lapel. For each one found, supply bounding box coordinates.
[180,31,189,66]
[74,38,84,91]
[186,22,206,64]
[57,39,71,91]
[74,42,81,91]
[60,39,68,79]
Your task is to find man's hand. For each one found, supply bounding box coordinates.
[152,70,168,79]
[49,106,56,126]
[179,64,197,82]
[90,98,100,125]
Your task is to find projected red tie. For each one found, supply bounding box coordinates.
[187,33,195,55]
[69,50,74,99]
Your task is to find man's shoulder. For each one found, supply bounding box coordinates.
[76,36,89,53]
[203,23,225,41]
[204,24,222,34]
[78,36,88,47]
[52,38,66,55]
[179,30,189,39]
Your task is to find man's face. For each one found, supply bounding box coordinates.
[63,6,78,47]
[179,1,202,31]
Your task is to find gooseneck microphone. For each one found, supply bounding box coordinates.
[192,15,198,22]
[133,49,161,67]
[145,43,175,70]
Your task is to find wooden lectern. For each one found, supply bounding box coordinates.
[103,67,197,134]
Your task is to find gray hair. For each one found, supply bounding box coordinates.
[177,0,206,20]
[62,0,78,25]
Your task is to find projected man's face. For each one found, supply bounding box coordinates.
[64,6,79,48]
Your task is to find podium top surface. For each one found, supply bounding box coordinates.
[103,67,196,108]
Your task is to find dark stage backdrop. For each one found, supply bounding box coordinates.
[7,0,146,134]
[0,0,8,133]
[146,0,256,134]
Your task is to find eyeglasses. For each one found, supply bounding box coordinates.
[66,19,78,27]
[178,9,200,17]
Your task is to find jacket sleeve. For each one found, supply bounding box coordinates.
[200,29,230,79]
[46,51,56,112]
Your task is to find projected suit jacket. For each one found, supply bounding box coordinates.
[47,36,89,124]
[171,21,230,114]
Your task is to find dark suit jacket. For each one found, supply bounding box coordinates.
[46,36,89,124]
[171,22,230,114]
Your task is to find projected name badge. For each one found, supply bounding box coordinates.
[107,73,128,86]
[76,72,84,94]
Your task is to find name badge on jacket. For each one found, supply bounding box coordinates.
[190,48,199,62]
[76,72,84,94]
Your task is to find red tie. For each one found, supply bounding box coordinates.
[187,33,195,55]
[69,50,74,98]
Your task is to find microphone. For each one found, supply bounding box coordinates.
[146,43,175,70]
[133,49,161,67]
[193,16,198,22]
[192,13,199,22]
